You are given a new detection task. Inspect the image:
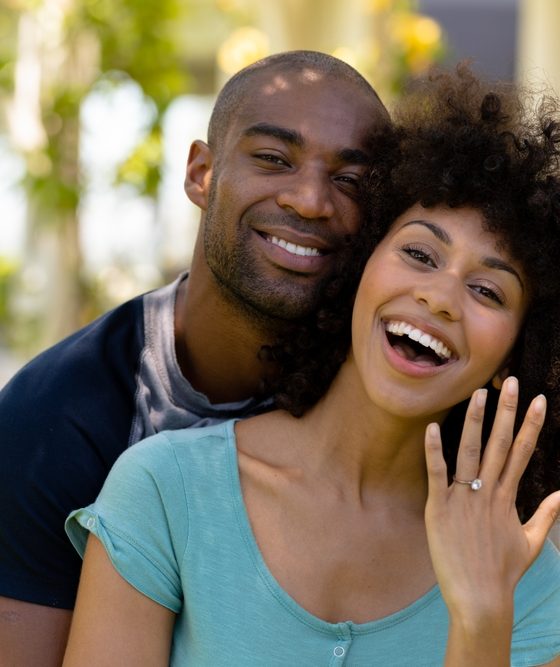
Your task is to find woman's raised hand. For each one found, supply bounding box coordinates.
[424,377,560,665]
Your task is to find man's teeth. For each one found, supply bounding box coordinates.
[385,321,452,360]
[269,235,321,257]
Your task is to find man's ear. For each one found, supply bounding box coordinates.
[491,364,510,390]
[184,140,213,210]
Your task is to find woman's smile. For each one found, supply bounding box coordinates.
[350,203,528,418]
[384,318,456,367]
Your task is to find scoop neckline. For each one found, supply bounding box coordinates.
[223,419,441,637]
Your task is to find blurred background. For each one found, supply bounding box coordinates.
[0,0,559,385]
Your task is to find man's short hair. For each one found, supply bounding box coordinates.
[207,50,386,149]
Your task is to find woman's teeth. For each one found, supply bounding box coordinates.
[385,320,452,361]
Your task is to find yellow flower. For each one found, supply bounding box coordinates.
[217,27,270,76]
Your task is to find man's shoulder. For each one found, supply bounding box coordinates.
[2,291,145,402]
[0,289,155,450]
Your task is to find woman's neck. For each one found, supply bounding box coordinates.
[291,363,442,508]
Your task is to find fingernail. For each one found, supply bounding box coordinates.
[505,376,518,395]
[476,388,487,407]
[533,394,546,415]
[427,423,439,438]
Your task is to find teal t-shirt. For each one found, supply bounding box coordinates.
[66,420,560,666]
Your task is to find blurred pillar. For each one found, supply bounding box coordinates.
[252,0,369,54]
[517,0,560,95]
[217,0,401,100]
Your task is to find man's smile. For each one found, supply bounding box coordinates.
[262,233,324,257]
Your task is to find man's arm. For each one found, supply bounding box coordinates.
[0,297,146,667]
[0,597,71,667]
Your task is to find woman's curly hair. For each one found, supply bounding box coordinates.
[265,63,560,519]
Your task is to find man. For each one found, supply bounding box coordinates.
[0,50,390,665]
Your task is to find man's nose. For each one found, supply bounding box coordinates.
[276,167,335,220]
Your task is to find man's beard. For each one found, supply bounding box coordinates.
[203,197,330,327]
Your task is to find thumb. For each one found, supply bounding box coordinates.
[523,490,560,558]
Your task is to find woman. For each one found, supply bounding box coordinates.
[63,66,560,666]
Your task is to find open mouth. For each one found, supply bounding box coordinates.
[384,320,455,367]
[260,233,325,257]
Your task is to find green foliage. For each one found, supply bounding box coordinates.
[0,9,18,103]
[0,258,20,348]
[115,123,163,197]
[0,258,17,326]
[68,0,194,196]
[74,0,192,111]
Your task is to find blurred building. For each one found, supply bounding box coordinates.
[420,0,518,79]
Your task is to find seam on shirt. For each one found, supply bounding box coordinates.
[164,433,191,566]
[93,514,179,591]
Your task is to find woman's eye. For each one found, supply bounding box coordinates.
[470,284,504,305]
[402,246,436,267]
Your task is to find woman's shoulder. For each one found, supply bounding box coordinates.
[117,419,237,471]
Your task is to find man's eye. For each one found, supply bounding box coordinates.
[335,175,359,186]
[334,174,361,199]
[256,154,289,166]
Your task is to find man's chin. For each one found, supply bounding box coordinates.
[233,286,321,324]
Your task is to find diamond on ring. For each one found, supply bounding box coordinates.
[453,475,483,491]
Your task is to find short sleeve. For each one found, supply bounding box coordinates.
[65,433,188,613]
[511,540,560,666]
[0,297,143,609]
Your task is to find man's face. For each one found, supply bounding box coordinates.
[201,70,387,321]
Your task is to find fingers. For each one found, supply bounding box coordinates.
[424,422,448,504]
[428,380,546,500]
[523,490,560,559]
[479,377,519,483]
[499,394,546,491]
[453,388,487,482]
[456,378,546,496]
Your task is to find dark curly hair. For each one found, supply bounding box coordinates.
[265,63,560,520]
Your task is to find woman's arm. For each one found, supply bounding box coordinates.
[424,378,560,667]
[63,534,175,666]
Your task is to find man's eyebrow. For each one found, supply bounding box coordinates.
[337,148,371,166]
[401,219,524,290]
[244,123,304,148]
[243,123,370,165]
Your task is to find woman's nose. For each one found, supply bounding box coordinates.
[413,273,462,320]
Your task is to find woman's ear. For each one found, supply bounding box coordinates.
[184,140,213,210]
[491,364,510,390]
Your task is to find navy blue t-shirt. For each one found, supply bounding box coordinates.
[0,275,270,608]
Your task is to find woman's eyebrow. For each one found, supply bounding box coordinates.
[401,219,451,244]
[401,219,524,290]
[482,257,524,291]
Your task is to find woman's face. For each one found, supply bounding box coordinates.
[350,202,529,421]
